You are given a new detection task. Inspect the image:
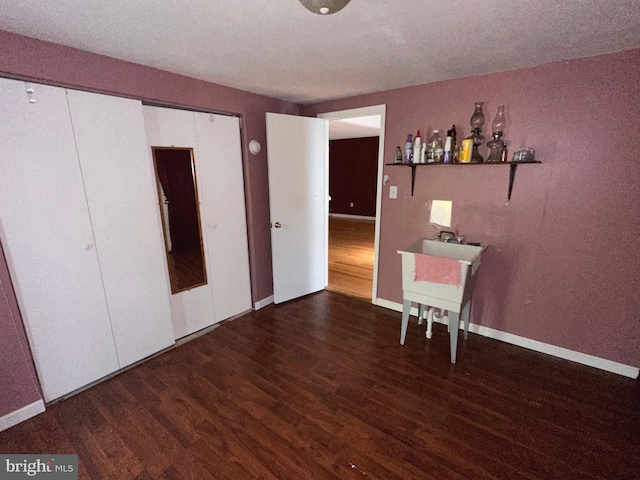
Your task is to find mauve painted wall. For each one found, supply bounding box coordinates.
[0,30,299,306]
[304,49,640,367]
[329,137,379,216]
[0,244,42,417]
[1,29,638,372]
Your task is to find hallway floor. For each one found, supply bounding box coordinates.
[326,216,375,301]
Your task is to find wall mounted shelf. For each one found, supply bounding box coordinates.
[385,161,542,199]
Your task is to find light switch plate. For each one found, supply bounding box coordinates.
[389,186,398,199]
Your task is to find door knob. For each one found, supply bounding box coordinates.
[274,222,282,228]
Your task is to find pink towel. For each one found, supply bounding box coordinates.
[414,253,460,285]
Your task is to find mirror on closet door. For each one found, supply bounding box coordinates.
[151,147,207,294]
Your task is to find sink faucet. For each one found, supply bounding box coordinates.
[438,230,463,243]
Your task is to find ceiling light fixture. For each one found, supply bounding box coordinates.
[298,0,351,15]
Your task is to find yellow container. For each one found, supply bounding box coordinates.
[459,139,473,163]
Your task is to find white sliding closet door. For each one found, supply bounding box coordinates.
[194,113,252,320]
[143,106,216,338]
[143,106,252,338]
[67,90,175,367]
[0,79,119,401]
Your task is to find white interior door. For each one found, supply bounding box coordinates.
[0,79,119,401]
[266,113,328,304]
[67,90,175,367]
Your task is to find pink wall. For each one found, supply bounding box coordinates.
[1,30,638,376]
[304,49,640,367]
[0,30,299,305]
[0,244,42,417]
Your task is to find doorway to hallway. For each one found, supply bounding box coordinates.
[319,105,386,304]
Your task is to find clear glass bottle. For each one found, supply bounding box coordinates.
[394,146,403,164]
[426,130,443,163]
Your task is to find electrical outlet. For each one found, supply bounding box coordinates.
[389,186,398,199]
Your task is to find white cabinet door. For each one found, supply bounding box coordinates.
[67,90,175,367]
[194,113,252,321]
[142,106,217,339]
[0,79,119,401]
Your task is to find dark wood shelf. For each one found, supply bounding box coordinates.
[385,161,542,199]
[385,161,541,167]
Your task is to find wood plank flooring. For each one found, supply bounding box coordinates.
[327,217,375,301]
[1,292,639,479]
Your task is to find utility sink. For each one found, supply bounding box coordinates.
[398,239,485,306]
[397,239,487,363]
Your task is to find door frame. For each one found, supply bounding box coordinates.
[318,104,386,304]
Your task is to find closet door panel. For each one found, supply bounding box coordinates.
[143,106,217,339]
[0,79,119,401]
[195,113,252,320]
[142,106,199,148]
[67,90,175,367]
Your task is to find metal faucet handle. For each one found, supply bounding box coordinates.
[438,230,457,241]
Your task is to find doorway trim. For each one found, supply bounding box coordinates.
[318,104,386,304]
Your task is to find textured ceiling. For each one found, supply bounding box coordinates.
[1,0,639,104]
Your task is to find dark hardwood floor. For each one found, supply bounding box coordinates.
[327,217,375,301]
[2,292,639,479]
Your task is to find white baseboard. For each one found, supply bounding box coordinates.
[374,298,639,379]
[0,400,45,432]
[329,213,375,221]
[254,295,274,310]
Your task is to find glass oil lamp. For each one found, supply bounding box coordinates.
[486,105,507,162]
[466,102,485,162]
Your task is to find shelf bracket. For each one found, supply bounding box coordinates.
[508,164,517,200]
[410,165,417,196]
